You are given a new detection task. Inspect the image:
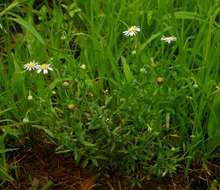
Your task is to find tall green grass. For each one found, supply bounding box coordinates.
[1,0,220,188]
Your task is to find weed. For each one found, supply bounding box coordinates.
[1,0,220,188]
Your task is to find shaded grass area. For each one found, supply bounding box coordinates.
[1,0,220,189]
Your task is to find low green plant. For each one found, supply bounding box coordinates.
[1,0,220,188]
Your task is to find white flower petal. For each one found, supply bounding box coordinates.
[123,25,140,37]
[24,60,40,72]
[36,69,42,73]
[136,27,140,32]
[43,69,48,74]
[161,36,177,44]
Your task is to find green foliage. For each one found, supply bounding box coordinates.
[1,0,220,188]
[207,91,220,154]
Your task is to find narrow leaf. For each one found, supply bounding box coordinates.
[9,17,45,44]
[121,56,133,82]
[0,148,18,154]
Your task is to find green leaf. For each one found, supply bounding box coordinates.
[1,126,21,138]
[208,95,220,138]
[147,10,153,25]
[207,135,220,154]
[49,77,72,90]
[0,148,18,154]
[41,180,54,190]
[209,180,218,190]
[0,0,25,17]
[74,149,81,164]
[81,141,95,147]
[121,56,133,82]
[92,159,98,167]
[9,16,45,44]
[11,71,25,98]
[163,11,202,21]
[0,108,15,117]
[207,92,220,153]
[139,27,171,52]
[0,168,14,182]
[82,158,89,168]
[55,149,71,154]
[32,125,55,138]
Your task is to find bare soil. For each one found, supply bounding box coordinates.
[2,134,214,190]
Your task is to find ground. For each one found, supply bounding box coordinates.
[2,132,210,190]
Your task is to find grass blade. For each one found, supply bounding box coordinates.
[9,16,45,44]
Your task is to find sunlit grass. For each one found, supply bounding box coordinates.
[1,0,220,188]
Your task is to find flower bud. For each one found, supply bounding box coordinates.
[156,76,165,85]
[193,83,199,88]
[67,104,77,111]
[62,81,70,87]
[23,117,29,123]
[27,95,33,100]
[80,64,86,70]
[131,50,136,55]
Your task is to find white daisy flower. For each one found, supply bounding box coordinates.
[161,35,177,44]
[123,26,140,37]
[24,60,39,71]
[36,64,53,74]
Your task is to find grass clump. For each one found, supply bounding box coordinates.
[1,0,220,188]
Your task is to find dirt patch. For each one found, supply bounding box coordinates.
[2,134,212,190]
[3,137,92,190]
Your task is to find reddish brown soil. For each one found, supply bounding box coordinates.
[3,138,90,190]
[2,135,212,190]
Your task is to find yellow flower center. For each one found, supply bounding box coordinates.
[128,26,137,32]
[27,63,35,68]
[41,64,49,70]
